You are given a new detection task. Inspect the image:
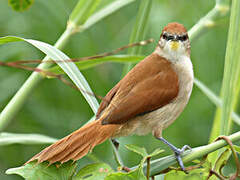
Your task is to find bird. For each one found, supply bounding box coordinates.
[26,22,194,172]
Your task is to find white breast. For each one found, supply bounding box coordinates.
[117,53,194,137]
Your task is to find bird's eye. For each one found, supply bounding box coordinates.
[178,35,188,41]
[162,34,167,40]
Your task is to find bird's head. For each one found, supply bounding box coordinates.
[158,23,190,59]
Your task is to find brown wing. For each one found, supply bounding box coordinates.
[98,53,179,125]
[96,83,120,119]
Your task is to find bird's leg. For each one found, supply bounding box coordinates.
[156,137,191,173]
[111,138,120,150]
[111,138,126,168]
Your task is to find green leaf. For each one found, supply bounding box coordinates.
[8,0,34,12]
[6,161,77,180]
[73,163,114,180]
[165,158,212,179]
[233,145,240,153]
[105,167,146,180]
[125,144,148,157]
[82,0,136,30]
[0,36,99,114]
[219,0,240,135]
[69,0,101,26]
[122,0,152,76]
[214,148,231,172]
[149,148,164,158]
[127,0,152,55]
[0,132,57,146]
[165,170,207,180]
[48,55,144,75]
[0,36,23,45]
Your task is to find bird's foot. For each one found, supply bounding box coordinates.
[157,137,191,173]
[172,145,191,173]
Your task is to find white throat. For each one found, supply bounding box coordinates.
[154,45,193,83]
[154,43,189,63]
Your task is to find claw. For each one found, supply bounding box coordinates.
[174,147,189,173]
[180,145,192,153]
[157,137,191,173]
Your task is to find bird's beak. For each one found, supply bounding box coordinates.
[170,41,179,51]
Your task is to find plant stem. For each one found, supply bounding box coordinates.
[222,0,240,135]
[146,157,151,180]
[0,26,74,131]
[110,141,124,167]
[188,0,229,42]
[121,0,152,77]
[131,130,240,177]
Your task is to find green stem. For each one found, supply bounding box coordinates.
[0,27,74,131]
[223,0,240,135]
[131,130,240,177]
[146,157,151,180]
[111,141,124,167]
[210,1,240,148]
[188,0,229,42]
[121,0,152,77]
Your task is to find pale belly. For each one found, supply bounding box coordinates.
[114,89,191,137]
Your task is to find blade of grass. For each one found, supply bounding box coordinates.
[69,0,101,27]
[121,0,152,77]
[0,37,99,130]
[209,0,240,141]
[48,55,144,75]
[220,0,240,135]
[26,39,100,113]
[0,132,57,146]
[82,0,136,31]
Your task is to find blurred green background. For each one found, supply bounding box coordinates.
[0,0,232,179]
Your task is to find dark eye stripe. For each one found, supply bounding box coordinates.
[162,34,188,41]
[177,35,188,41]
[167,35,174,41]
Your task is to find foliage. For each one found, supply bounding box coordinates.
[6,161,77,180]
[0,132,57,146]
[6,161,115,180]
[6,145,162,179]
[48,55,144,74]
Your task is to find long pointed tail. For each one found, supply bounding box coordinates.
[26,119,121,165]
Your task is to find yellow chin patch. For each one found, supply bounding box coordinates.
[170,41,179,51]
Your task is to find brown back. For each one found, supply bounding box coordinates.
[97,53,179,125]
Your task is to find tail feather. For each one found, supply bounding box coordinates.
[26,119,121,165]
[48,142,90,163]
